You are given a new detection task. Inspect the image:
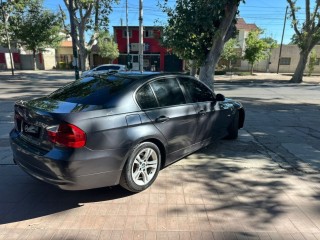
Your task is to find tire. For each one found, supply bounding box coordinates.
[225,111,239,140]
[120,142,161,192]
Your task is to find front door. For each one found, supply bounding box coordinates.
[142,77,198,156]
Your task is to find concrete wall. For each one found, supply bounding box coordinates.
[237,45,320,73]
[269,45,320,73]
[0,49,56,70]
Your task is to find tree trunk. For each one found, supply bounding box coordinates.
[189,60,197,76]
[78,23,89,71]
[251,64,254,75]
[32,49,37,70]
[79,44,87,71]
[290,50,310,83]
[198,1,239,91]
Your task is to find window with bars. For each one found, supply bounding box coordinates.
[279,57,291,65]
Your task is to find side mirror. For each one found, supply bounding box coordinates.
[216,93,225,101]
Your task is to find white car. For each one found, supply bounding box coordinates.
[81,64,127,77]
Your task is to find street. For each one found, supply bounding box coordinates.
[0,71,320,240]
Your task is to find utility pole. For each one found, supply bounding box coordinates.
[139,0,143,72]
[277,6,288,74]
[68,0,80,80]
[1,0,14,76]
[126,0,130,69]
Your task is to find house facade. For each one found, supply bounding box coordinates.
[0,45,55,70]
[113,26,182,72]
[236,18,259,52]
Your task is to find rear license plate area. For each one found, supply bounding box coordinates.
[22,122,40,138]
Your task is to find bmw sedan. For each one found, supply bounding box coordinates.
[10,73,245,192]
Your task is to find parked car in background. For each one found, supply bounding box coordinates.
[81,64,127,77]
[10,72,245,192]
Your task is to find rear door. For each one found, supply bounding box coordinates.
[136,77,198,155]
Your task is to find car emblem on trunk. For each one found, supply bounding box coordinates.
[24,125,38,134]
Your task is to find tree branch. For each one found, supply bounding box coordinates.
[306,0,310,29]
[94,0,100,32]
[287,0,302,37]
[310,1,320,30]
[59,4,70,35]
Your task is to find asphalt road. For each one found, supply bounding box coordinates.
[0,70,320,239]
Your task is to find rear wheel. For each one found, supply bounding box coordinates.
[120,142,161,192]
[225,111,239,140]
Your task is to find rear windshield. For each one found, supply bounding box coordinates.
[97,65,121,71]
[49,75,134,106]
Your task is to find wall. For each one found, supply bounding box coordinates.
[236,45,320,74]
[269,45,320,73]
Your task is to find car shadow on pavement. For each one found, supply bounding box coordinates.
[0,167,134,225]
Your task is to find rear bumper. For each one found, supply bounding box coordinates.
[10,129,128,190]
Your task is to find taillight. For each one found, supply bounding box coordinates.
[47,123,86,148]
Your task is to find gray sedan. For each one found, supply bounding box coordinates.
[10,73,245,192]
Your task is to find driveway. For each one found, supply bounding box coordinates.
[0,70,320,240]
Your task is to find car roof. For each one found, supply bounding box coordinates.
[96,64,126,67]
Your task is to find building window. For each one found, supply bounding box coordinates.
[144,30,154,38]
[279,57,291,65]
[123,30,132,38]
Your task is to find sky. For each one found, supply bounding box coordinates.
[44,0,311,45]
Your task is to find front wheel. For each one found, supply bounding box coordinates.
[120,142,161,192]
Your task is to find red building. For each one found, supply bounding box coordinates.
[113,26,182,72]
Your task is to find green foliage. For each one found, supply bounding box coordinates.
[243,30,269,69]
[261,37,278,54]
[0,0,36,46]
[308,49,317,76]
[220,38,240,70]
[159,0,242,65]
[97,31,119,62]
[9,1,63,53]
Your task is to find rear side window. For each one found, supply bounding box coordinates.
[136,84,158,109]
[179,78,214,103]
[49,76,134,106]
[150,78,186,107]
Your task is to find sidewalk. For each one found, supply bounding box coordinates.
[215,72,320,84]
[0,71,320,239]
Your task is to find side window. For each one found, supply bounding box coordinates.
[136,84,158,109]
[179,78,214,103]
[150,78,186,107]
[98,66,110,71]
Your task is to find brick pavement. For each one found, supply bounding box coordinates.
[0,70,320,239]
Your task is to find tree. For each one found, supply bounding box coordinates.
[97,31,119,63]
[160,0,243,91]
[62,0,119,71]
[243,30,269,75]
[220,38,240,71]
[0,0,34,75]
[287,0,320,83]
[9,1,63,69]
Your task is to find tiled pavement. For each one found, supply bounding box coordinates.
[1,137,320,239]
[0,71,320,239]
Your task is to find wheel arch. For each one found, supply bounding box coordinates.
[140,138,167,169]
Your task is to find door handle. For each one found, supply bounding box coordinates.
[198,110,206,115]
[155,116,169,123]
